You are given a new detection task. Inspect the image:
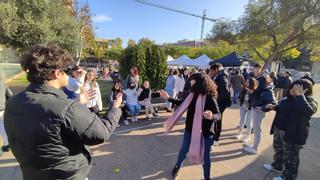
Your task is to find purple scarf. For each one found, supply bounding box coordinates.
[164,93,206,164]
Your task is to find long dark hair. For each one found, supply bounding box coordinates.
[112,81,123,93]
[247,77,258,91]
[189,73,218,97]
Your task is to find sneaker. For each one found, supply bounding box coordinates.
[235,134,243,140]
[124,120,130,126]
[243,146,257,154]
[214,141,219,146]
[171,166,180,179]
[131,117,135,122]
[153,113,159,117]
[244,143,253,148]
[263,164,282,173]
[242,136,250,144]
[134,117,138,122]
[116,123,121,128]
[273,177,284,180]
[1,145,10,152]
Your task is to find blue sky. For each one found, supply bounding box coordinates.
[87,0,248,46]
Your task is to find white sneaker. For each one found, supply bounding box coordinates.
[124,120,130,126]
[244,143,253,148]
[131,117,135,122]
[273,177,283,180]
[235,134,243,140]
[242,135,250,144]
[214,141,219,146]
[134,117,138,121]
[243,146,257,154]
[263,164,282,173]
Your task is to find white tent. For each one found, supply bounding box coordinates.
[189,54,213,68]
[167,55,174,61]
[167,55,195,67]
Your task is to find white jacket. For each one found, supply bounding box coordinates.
[83,81,103,111]
[175,76,185,93]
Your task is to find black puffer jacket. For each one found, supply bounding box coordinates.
[270,95,318,145]
[252,85,277,112]
[4,83,121,180]
[213,70,231,112]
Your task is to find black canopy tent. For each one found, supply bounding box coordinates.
[210,52,244,67]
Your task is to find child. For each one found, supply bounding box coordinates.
[109,82,129,126]
[235,77,257,143]
[263,79,318,180]
[83,70,102,116]
[138,81,156,120]
[124,82,141,122]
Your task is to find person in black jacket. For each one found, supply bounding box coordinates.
[138,80,156,120]
[4,44,122,180]
[244,75,277,154]
[209,63,232,145]
[160,73,220,180]
[300,72,315,86]
[263,79,318,180]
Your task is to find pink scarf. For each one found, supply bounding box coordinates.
[164,93,206,164]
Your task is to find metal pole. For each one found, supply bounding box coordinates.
[200,9,206,42]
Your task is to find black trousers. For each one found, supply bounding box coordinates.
[214,107,226,141]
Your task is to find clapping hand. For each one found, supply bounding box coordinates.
[79,89,96,104]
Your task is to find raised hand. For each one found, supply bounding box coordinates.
[79,89,96,104]
[113,93,123,108]
[203,110,213,120]
[293,84,307,96]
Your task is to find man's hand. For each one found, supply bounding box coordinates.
[113,93,123,108]
[79,89,96,104]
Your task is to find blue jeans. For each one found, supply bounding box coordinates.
[127,104,141,116]
[175,131,214,179]
[233,90,240,103]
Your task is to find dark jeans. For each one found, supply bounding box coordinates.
[175,131,214,179]
[233,90,240,103]
[214,107,226,141]
[273,128,303,180]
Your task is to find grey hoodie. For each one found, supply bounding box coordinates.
[0,80,13,111]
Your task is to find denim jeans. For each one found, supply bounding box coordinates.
[175,131,214,179]
[233,90,240,103]
[127,104,141,116]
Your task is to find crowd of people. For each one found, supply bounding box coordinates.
[0,43,318,180]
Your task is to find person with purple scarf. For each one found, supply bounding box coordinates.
[160,73,221,180]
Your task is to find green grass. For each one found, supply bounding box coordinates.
[7,73,29,86]
[97,80,113,113]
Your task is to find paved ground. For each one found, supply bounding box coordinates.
[0,85,319,180]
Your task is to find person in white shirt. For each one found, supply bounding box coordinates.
[124,82,141,122]
[83,70,102,116]
[175,70,186,99]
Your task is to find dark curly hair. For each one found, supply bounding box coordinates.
[189,72,218,97]
[21,43,74,83]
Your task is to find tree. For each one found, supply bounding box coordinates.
[208,0,320,68]
[120,38,167,89]
[0,0,80,53]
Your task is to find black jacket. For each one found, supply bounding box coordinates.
[4,83,121,180]
[169,94,220,137]
[213,70,231,112]
[270,95,318,145]
[252,85,277,112]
